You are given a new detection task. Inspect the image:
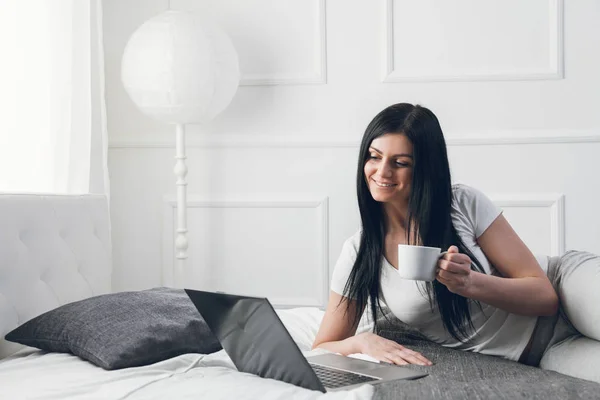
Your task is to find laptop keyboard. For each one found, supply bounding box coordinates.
[310,364,378,388]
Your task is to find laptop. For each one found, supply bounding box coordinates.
[185,289,428,392]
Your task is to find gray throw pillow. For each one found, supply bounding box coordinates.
[4,287,221,370]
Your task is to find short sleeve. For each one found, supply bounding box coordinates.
[330,233,360,298]
[452,184,503,238]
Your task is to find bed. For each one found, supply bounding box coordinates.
[0,311,374,400]
[0,193,373,399]
[1,194,599,400]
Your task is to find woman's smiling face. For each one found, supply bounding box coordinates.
[364,133,414,204]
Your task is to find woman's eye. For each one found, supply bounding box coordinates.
[395,161,409,167]
[368,154,379,160]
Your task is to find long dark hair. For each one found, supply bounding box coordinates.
[343,103,485,341]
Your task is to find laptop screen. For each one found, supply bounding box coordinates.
[185,289,326,392]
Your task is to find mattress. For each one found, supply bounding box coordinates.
[0,307,375,400]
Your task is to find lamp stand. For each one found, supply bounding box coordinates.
[174,123,188,286]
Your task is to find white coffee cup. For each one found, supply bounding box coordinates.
[397,244,447,281]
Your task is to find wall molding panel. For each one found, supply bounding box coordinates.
[162,195,330,308]
[240,0,327,86]
[382,0,564,82]
[490,192,565,256]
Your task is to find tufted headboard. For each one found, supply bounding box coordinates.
[0,193,112,359]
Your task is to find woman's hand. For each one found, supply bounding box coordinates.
[436,245,473,296]
[356,332,432,366]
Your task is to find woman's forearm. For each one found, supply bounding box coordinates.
[313,335,363,355]
[464,271,558,316]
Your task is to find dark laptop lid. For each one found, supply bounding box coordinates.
[185,289,326,392]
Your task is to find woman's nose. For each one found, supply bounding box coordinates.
[378,162,393,178]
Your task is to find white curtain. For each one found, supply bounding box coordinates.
[0,0,109,195]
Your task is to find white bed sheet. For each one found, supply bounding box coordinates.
[0,307,376,400]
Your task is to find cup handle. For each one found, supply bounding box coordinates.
[438,251,448,259]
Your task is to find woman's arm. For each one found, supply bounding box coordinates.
[437,214,559,316]
[312,291,363,354]
[313,291,432,365]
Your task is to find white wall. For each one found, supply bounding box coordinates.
[103,0,600,307]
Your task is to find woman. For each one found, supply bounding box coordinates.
[313,103,600,383]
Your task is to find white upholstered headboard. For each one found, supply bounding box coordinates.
[0,193,112,359]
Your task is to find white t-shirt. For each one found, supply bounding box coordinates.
[331,184,545,361]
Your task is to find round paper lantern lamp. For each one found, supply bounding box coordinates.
[121,10,240,124]
[121,10,240,283]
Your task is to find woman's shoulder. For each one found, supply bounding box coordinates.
[331,230,363,294]
[342,229,362,252]
[451,183,494,207]
[452,183,485,198]
[451,183,502,237]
